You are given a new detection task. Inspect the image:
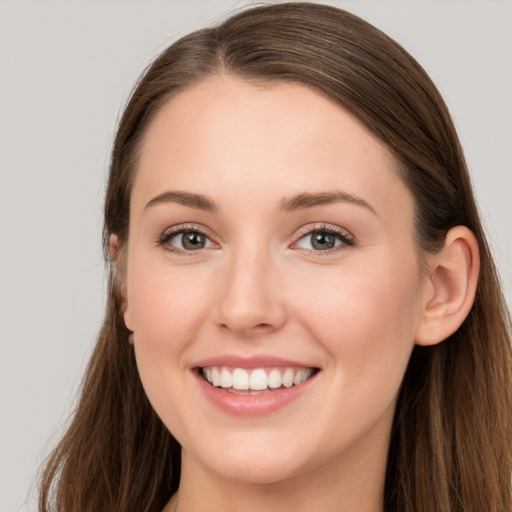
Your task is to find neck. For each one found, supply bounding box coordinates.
[166,437,388,512]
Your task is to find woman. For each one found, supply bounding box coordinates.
[39,3,512,511]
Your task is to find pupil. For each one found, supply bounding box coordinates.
[311,231,335,250]
[182,232,205,250]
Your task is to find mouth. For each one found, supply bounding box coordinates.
[192,355,321,415]
[197,366,320,395]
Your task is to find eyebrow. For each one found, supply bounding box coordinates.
[145,191,219,212]
[144,189,376,216]
[279,191,376,215]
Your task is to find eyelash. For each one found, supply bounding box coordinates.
[157,224,213,255]
[157,223,354,256]
[294,224,354,255]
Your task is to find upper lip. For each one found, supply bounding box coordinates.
[193,354,318,369]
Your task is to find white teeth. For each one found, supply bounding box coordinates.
[282,368,294,388]
[232,368,249,390]
[249,369,268,390]
[293,370,304,386]
[202,366,315,391]
[302,368,313,382]
[268,368,282,389]
[220,368,232,388]
[211,367,221,387]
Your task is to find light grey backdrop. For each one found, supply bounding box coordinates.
[1,1,511,510]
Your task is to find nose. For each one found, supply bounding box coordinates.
[214,246,287,338]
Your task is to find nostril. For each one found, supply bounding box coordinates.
[254,323,273,330]
[218,322,275,336]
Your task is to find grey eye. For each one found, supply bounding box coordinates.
[309,230,337,250]
[179,231,208,250]
[163,230,212,251]
[295,229,347,251]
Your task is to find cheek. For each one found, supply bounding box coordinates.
[125,251,214,400]
[127,255,211,349]
[293,252,421,396]
[126,256,217,438]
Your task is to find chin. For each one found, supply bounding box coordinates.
[191,433,316,485]
[212,455,308,485]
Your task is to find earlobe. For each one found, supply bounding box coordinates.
[109,233,119,261]
[124,308,134,333]
[415,226,480,346]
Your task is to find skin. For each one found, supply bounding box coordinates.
[120,76,438,512]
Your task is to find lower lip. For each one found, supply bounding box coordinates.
[193,370,317,416]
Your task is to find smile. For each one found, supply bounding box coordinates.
[193,356,320,415]
[200,366,316,394]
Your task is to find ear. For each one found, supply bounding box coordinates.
[415,226,480,346]
[109,234,134,332]
[108,233,120,262]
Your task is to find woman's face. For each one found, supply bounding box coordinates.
[123,76,429,485]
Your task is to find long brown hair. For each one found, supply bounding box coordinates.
[39,3,512,511]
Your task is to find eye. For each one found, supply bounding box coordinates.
[159,228,214,253]
[294,226,353,253]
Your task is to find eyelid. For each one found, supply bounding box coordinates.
[157,223,219,255]
[294,223,353,239]
[291,223,355,254]
[156,222,354,256]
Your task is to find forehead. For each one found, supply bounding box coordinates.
[141,76,392,169]
[133,75,413,224]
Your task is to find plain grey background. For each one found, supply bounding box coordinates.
[1,1,511,510]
